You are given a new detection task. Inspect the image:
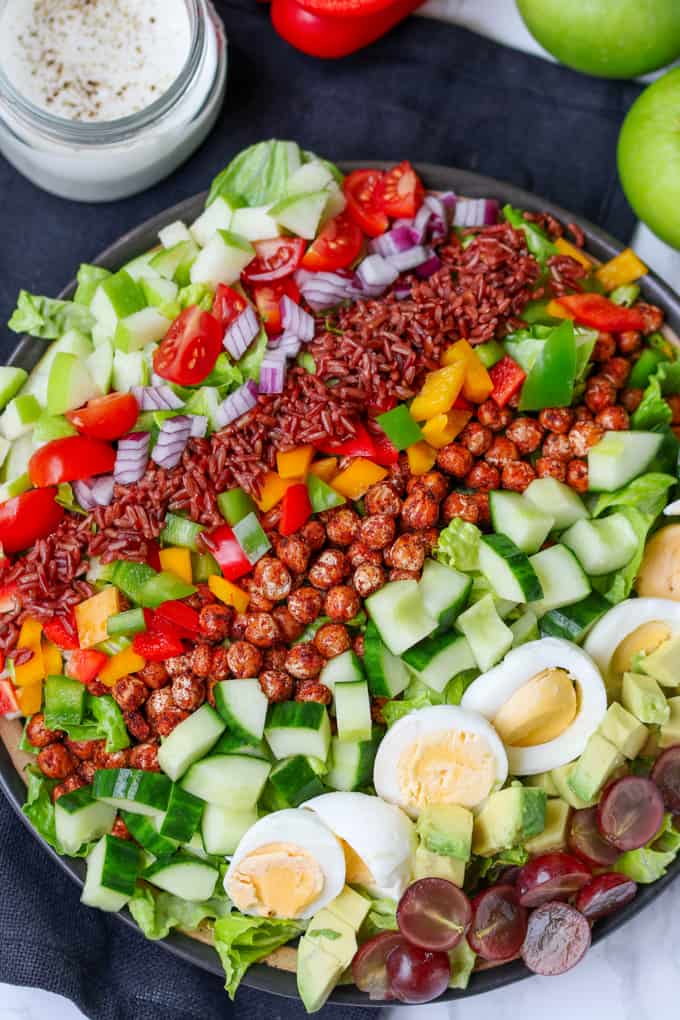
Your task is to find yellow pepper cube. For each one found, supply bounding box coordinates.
[308,457,338,483]
[441,340,493,403]
[331,459,388,500]
[422,410,472,449]
[407,442,437,476]
[208,575,250,614]
[595,248,648,292]
[18,619,43,652]
[410,362,466,420]
[555,237,592,269]
[42,641,63,677]
[546,299,572,320]
[13,649,45,687]
[75,587,121,649]
[99,647,146,687]
[17,682,43,716]
[159,546,193,585]
[255,471,294,513]
[277,445,314,479]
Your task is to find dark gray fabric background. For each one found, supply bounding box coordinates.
[0,1,641,1016]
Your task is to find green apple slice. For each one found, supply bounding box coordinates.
[47,352,102,416]
[0,394,42,440]
[270,190,328,239]
[0,367,28,412]
[190,195,240,248]
[141,276,178,308]
[91,271,146,337]
[230,206,279,242]
[114,308,170,352]
[190,230,255,287]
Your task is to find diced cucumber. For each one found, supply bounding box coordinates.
[159,221,193,248]
[326,730,382,792]
[181,754,271,809]
[122,251,161,282]
[157,703,226,781]
[0,394,41,440]
[478,533,543,603]
[510,609,539,647]
[366,580,437,656]
[214,679,268,744]
[158,784,204,843]
[419,558,472,631]
[86,341,113,394]
[201,804,257,855]
[143,853,219,900]
[561,512,639,575]
[141,276,179,308]
[321,182,347,223]
[320,649,365,696]
[190,230,255,287]
[47,352,101,416]
[524,477,588,530]
[335,680,372,743]
[265,701,331,761]
[93,768,171,818]
[489,491,555,554]
[91,270,146,337]
[270,191,328,239]
[231,206,280,242]
[403,631,477,693]
[587,430,663,492]
[121,811,179,857]
[456,594,513,672]
[363,621,409,698]
[81,835,140,911]
[190,195,240,247]
[528,545,591,616]
[55,787,116,855]
[183,830,211,859]
[212,731,271,759]
[267,755,326,807]
[113,308,170,352]
[150,240,198,284]
[112,350,149,392]
[287,162,335,195]
[0,366,28,411]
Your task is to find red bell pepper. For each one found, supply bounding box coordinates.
[271,0,424,58]
[133,614,185,661]
[489,356,526,408]
[0,678,20,718]
[154,600,201,639]
[145,540,163,573]
[556,293,646,333]
[453,394,474,411]
[202,524,252,581]
[315,422,399,466]
[280,483,313,536]
[43,612,80,651]
[0,582,19,615]
[67,649,108,685]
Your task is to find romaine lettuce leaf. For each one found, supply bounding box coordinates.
[435,518,480,572]
[237,328,269,383]
[632,372,672,429]
[446,669,479,706]
[213,913,304,999]
[74,264,111,306]
[9,290,94,339]
[358,896,398,942]
[502,205,558,264]
[129,885,230,941]
[590,473,675,519]
[88,693,130,752]
[177,283,214,312]
[591,506,654,605]
[381,694,434,728]
[203,353,244,392]
[22,766,89,857]
[208,141,342,210]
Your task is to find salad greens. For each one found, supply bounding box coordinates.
[435,518,481,572]
[9,290,95,339]
[129,885,231,941]
[213,914,305,999]
[22,767,89,858]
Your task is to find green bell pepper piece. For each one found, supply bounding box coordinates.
[629,348,670,390]
[375,405,423,451]
[609,283,640,307]
[191,551,221,582]
[474,340,505,368]
[217,487,257,526]
[107,561,157,602]
[307,474,346,513]
[137,571,196,609]
[44,675,86,728]
[232,511,271,564]
[107,608,147,638]
[519,319,577,411]
[160,512,205,551]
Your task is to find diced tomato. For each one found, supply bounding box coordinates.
[212,283,248,331]
[556,293,646,333]
[154,600,200,638]
[0,678,20,718]
[0,582,19,615]
[489,355,526,408]
[132,614,185,661]
[202,524,252,581]
[66,393,139,441]
[43,612,80,651]
[67,649,108,685]
[280,483,313,536]
[315,422,399,466]
[301,212,364,272]
[344,169,389,237]
[28,436,115,488]
[252,277,301,337]
[153,306,223,386]
[297,0,397,13]
[242,238,306,284]
[381,161,425,219]
[0,488,65,554]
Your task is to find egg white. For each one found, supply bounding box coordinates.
[584,597,680,678]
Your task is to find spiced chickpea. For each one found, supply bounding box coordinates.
[172,674,205,711]
[471,491,491,526]
[324,585,361,622]
[541,433,572,462]
[226,641,263,678]
[301,519,326,551]
[501,461,536,493]
[401,490,439,530]
[295,680,332,705]
[636,302,664,335]
[190,643,213,678]
[198,603,233,641]
[138,661,170,690]
[359,513,396,550]
[129,742,160,771]
[314,623,351,659]
[585,375,616,413]
[442,492,479,524]
[26,713,64,748]
[465,462,500,491]
[574,405,593,422]
[621,387,643,414]
[78,761,97,785]
[364,481,401,516]
[387,453,410,493]
[599,357,630,389]
[285,643,324,680]
[406,471,448,502]
[112,675,148,713]
[272,605,305,643]
[230,613,250,641]
[263,646,288,671]
[38,743,77,780]
[568,421,604,458]
[566,459,589,493]
[389,568,421,581]
[154,708,189,737]
[65,738,101,761]
[419,527,440,551]
[211,646,230,680]
[618,330,642,355]
[538,407,575,434]
[535,457,567,482]
[145,687,175,720]
[52,774,85,801]
[252,556,292,601]
[259,670,294,703]
[124,710,151,743]
[477,399,512,431]
[242,579,274,613]
[595,406,629,431]
[352,562,386,598]
[245,612,281,649]
[276,535,310,574]
[166,653,193,677]
[287,586,324,624]
[485,436,519,467]
[505,417,543,454]
[436,443,473,478]
[98,748,131,769]
[347,541,383,569]
[592,332,616,361]
[458,421,493,456]
[389,534,426,573]
[667,395,680,426]
[309,549,349,589]
[325,507,361,546]
[371,697,389,725]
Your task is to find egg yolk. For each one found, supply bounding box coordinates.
[611,622,672,678]
[339,838,373,887]
[397,729,497,812]
[493,667,578,747]
[227,842,324,918]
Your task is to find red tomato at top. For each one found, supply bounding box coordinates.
[241,237,306,284]
[153,306,222,386]
[382,161,424,218]
[297,0,397,13]
[344,169,389,237]
[29,436,116,488]
[0,488,65,554]
[301,212,364,272]
[212,283,247,331]
[252,277,301,336]
[66,393,138,441]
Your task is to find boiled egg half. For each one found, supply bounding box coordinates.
[373,705,508,818]
[462,637,606,775]
[224,808,345,919]
[306,791,416,900]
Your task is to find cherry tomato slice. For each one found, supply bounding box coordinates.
[516,852,591,909]
[521,901,591,976]
[153,306,223,386]
[28,436,116,488]
[297,0,397,16]
[568,806,620,869]
[467,884,527,962]
[242,238,306,284]
[66,393,139,441]
[396,878,471,952]
[212,284,248,331]
[575,873,637,922]
[385,942,451,1005]
[351,932,404,1001]
[0,488,64,554]
[252,277,301,336]
[382,160,424,219]
[301,212,363,272]
[344,169,389,237]
[597,775,665,851]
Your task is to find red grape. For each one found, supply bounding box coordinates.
[385,941,451,1004]
[397,878,472,952]
[575,873,637,921]
[521,901,591,976]
[568,806,620,868]
[516,852,591,908]
[468,884,528,961]
[352,932,404,1000]
[651,745,680,814]
[597,776,665,851]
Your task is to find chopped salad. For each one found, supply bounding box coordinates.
[1,139,680,1010]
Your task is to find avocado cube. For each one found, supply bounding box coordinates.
[297,938,345,1014]
[326,886,370,932]
[525,798,571,855]
[598,703,649,759]
[304,910,357,967]
[414,845,465,887]
[551,763,598,809]
[472,786,546,857]
[640,636,680,688]
[622,672,670,725]
[567,734,624,804]
[416,804,473,861]
[659,697,680,750]
[524,771,559,797]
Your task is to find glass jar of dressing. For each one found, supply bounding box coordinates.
[0,0,227,202]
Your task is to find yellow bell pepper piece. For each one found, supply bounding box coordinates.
[308,457,338,483]
[277,445,314,479]
[159,546,193,585]
[441,340,493,403]
[99,646,146,687]
[75,587,121,649]
[18,619,42,652]
[14,619,45,687]
[254,471,295,513]
[555,237,592,269]
[17,682,42,716]
[42,641,62,677]
[407,442,437,475]
[546,299,572,320]
[410,362,466,420]
[595,248,648,292]
[421,409,472,449]
[208,575,250,614]
[331,459,388,500]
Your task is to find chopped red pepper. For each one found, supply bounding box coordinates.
[315,422,399,466]
[154,600,201,639]
[489,355,526,408]
[280,483,313,537]
[556,293,646,333]
[453,394,474,411]
[202,524,252,581]
[0,582,19,615]
[133,614,185,661]
[43,612,80,651]
[67,649,108,685]
[145,540,163,573]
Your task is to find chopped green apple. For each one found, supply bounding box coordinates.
[158,221,193,248]
[121,251,161,282]
[112,350,150,393]
[47,353,102,416]
[190,195,240,247]
[0,394,42,440]
[0,367,29,412]
[190,230,255,287]
[33,414,77,446]
[113,308,171,352]
[270,190,328,239]
[91,270,146,337]
[140,276,178,308]
[230,206,280,242]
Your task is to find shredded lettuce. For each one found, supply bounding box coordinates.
[449,937,476,990]
[202,353,243,392]
[129,885,230,941]
[177,283,215,312]
[632,372,672,430]
[446,669,479,705]
[208,140,341,209]
[88,694,130,752]
[381,694,434,727]
[435,517,480,572]
[615,814,680,883]
[467,845,529,892]
[502,205,558,264]
[22,766,89,857]
[8,290,94,339]
[213,913,304,999]
[358,896,398,942]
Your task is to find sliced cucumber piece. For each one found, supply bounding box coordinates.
[366,580,437,656]
[55,786,116,855]
[0,394,41,440]
[201,804,257,856]
[158,784,204,843]
[212,731,271,759]
[47,352,101,416]
[510,608,539,647]
[181,753,271,809]
[190,230,255,287]
[231,206,280,242]
[214,678,268,744]
[0,366,28,411]
[157,703,226,781]
[159,221,193,248]
[523,477,588,530]
[93,768,171,818]
[489,491,555,554]
[112,349,150,392]
[121,811,179,857]
[141,276,179,308]
[113,308,170,352]
[320,649,365,697]
[561,512,639,576]
[528,545,591,617]
[81,834,139,911]
[403,631,477,694]
[287,162,335,195]
[456,594,513,672]
[539,591,612,643]
[419,558,472,631]
[363,621,409,698]
[91,270,146,337]
[335,679,372,743]
[587,430,663,492]
[190,196,237,247]
[270,190,328,240]
[267,755,326,807]
[478,533,543,603]
[326,730,382,792]
[150,240,198,284]
[265,701,331,761]
[143,852,219,900]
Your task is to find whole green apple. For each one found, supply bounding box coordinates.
[618,69,680,249]
[516,0,680,78]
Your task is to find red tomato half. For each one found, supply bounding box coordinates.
[0,488,65,554]
[28,436,116,488]
[382,161,424,218]
[252,277,301,336]
[301,212,363,271]
[344,169,389,237]
[242,238,306,284]
[153,306,223,386]
[212,284,248,331]
[297,0,396,14]
[66,393,139,441]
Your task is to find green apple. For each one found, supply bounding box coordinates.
[47,352,101,416]
[517,0,680,78]
[618,68,680,249]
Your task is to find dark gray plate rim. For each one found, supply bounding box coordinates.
[2,162,679,1006]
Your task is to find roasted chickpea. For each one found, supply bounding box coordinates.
[458,421,493,456]
[389,569,421,581]
[471,491,491,526]
[325,507,361,546]
[253,557,292,602]
[352,562,386,598]
[138,661,170,689]
[324,585,361,622]
[401,490,439,530]
[501,461,536,492]
[568,421,604,458]
[190,643,213,678]
[198,603,234,641]
[271,605,305,643]
[112,676,148,713]
[535,457,567,482]
[263,645,288,671]
[276,535,310,574]
[465,462,500,491]
[172,673,205,711]
[436,443,473,478]
[592,332,616,361]
[621,387,644,414]
[295,680,332,705]
[154,708,189,738]
[636,302,664,335]
[595,405,629,431]
[300,519,326,551]
[52,774,85,801]
[26,713,64,749]
[364,481,401,516]
[505,417,544,454]
[353,633,365,658]
[477,400,512,431]
[566,459,589,493]
[347,541,383,569]
[166,654,192,677]
[585,375,616,413]
[599,357,630,389]
[78,761,98,785]
[485,436,519,467]
[38,743,77,780]
[230,613,250,641]
[259,670,294,703]
[129,742,160,771]
[618,330,642,355]
[111,816,132,840]
[314,623,351,659]
[245,612,281,649]
[226,641,263,678]
[389,534,425,573]
[65,738,101,761]
[442,492,479,524]
[538,407,575,434]
[309,549,349,589]
[285,643,324,680]
[123,710,151,743]
[541,433,572,462]
[211,646,230,680]
[406,471,448,502]
[359,514,396,551]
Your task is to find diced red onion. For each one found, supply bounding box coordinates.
[369,224,420,257]
[356,254,399,290]
[415,251,442,278]
[386,246,431,272]
[114,431,150,485]
[431,190,457,220]
[159,414,192,435]
[189,415,208,438]
[259,352,287,394]
[224,305,260,360]
[214,380,259,429]
[280,295,314,343]
[298,271,355,310]
[423,195,448,244]
[453,198,500,227]
[91,474,114,506]
[151,416,192,469]
[412,203,432,242]
[394,285,412,300]
[132,385,184,411]
[72,479,96,511]
[277,334,302,358]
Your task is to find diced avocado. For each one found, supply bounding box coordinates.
[414,845,466,887]
[567,733,624,803]
[622,672,670,725]
[326,886,370,931]
[659,696,680,749]
[472,785,546,857]
[639,636,680,688]
[598,703,649,759]
[525,799,571,855]
[297,939,346,1015]
[524,771,559,797]
[47,352,101,416]
[416,804,473,861]
[305,911,357,967]
[550,762,598,809]
[297,891,367,1014]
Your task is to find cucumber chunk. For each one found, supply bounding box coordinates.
[265,701,331,761]
[93,768,171,818]
[524,477,588,530]
[587,430,663,492]
[335,680,372,743]
[403,631,477,694]
[560,512,639,576]
[366,580,437,655]
[214,679,268,743]
[112,349,149,392]
[157,703,226,781]
[478,533,543,603]
[181,754,271,808]
[212,731,271,759]
[121,811,179,857]
[159,220,193,248]
[528,545,591,616]
[81,835,139,911]
[158,784,204,843]
[456,594,513,672]
[150,240,198,284]
[364,621,409,698]
[143,853,219,900]
[190,230,254,287]
[55,787,116,855]
[231,206,280,242]
[201,804,257,856]
[270,190,328,239]
[510,608,540,648]
[326,730,382,792]
[320,649,365,696]
[489,491,555,554]
[419,558,472,631]
[267,755,326,807]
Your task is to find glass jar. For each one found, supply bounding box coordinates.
[0,0,227,202]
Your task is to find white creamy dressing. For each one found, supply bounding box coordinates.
[0,0,191,121]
